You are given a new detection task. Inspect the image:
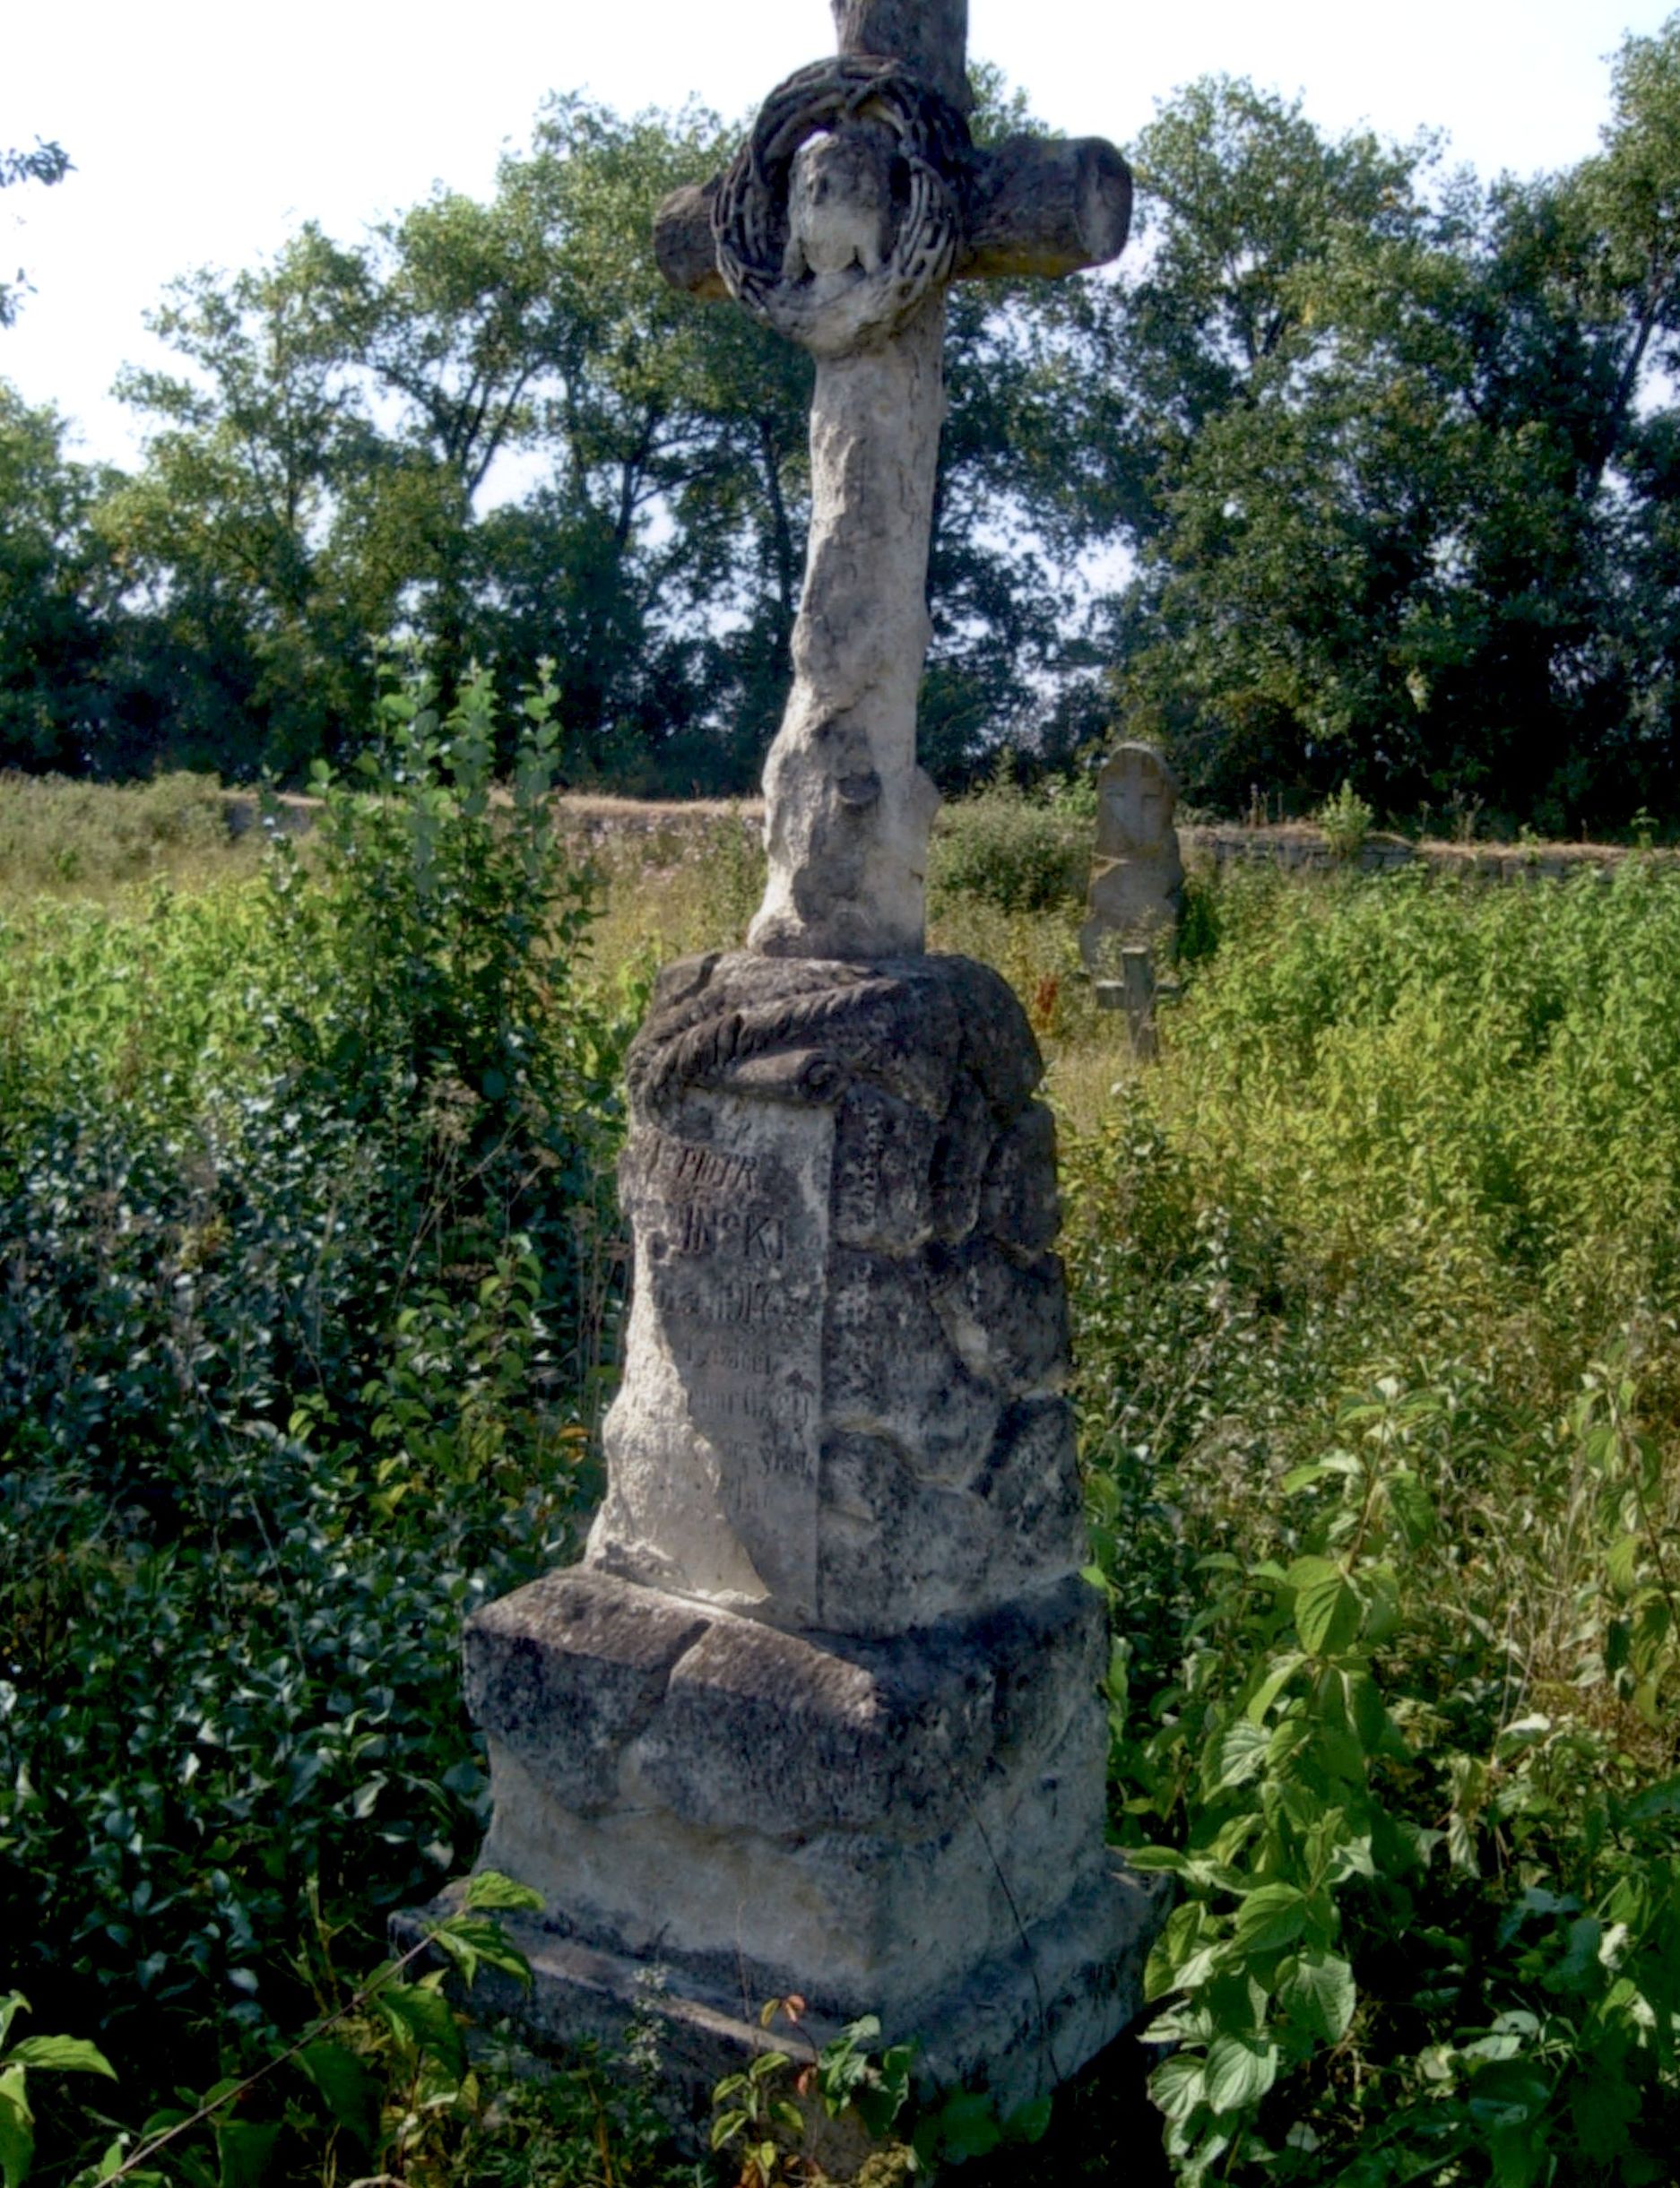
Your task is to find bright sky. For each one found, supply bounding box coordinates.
[3,0,1671,470]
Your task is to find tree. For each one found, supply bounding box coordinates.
[475,93,812,787]
[0,382,126,771]
[1086,79,1459,809]
[1566,11,1680,812]
[1,139,71,328]
[102,227,383,778]
[1091,48,1680,832]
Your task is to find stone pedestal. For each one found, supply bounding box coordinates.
[418,952,1160,2124]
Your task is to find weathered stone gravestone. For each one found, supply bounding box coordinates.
[409,0,1164,2130]
[1081,743,1183,1057]
[1079,741,1184,973]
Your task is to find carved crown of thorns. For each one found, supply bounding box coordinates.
[713,56,971,359]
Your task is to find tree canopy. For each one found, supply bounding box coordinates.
[5,20,1680,827]
[1,137,71,329]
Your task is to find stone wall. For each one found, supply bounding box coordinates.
[1183,823,1671,885]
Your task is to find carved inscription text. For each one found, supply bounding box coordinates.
[620,1104,834,1618]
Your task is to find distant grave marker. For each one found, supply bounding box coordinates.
[1081,742,1183,1055]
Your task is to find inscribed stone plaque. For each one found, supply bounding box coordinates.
[617,1094,834,1620]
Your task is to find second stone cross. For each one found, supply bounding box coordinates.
[421,0,1164,2131]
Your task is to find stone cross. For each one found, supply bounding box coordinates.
[654,0,1132,958]
[401,11,1161,2134]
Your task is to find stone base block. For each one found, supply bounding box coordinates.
[394,1852,1163,2135]
[408,1561,1166,2129]
[464,1564,1135,2019]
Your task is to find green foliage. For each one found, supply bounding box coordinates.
[707,2002,920,2185]
[0,673,627,2175]
[13,1872,688,2188]
[709,2003,807,2188]
[1091,32,1680,832]
[0,772,244,896]
[13,40,1680,815]
[0,143,72,328]
[0,1995,114,2188]
[19,705,1680,2186]
[1315,779,1373,860]
[929,780,1089,916]
[1066,856,1680,2181]
[706,2003,1044,2184]
[810,2016,916,2148]
[0,385,127,773]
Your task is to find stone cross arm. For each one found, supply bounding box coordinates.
[655,131,1131,301]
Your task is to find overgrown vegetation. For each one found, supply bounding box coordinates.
[10,765,1680,2182]
[1,679,632,2183]
[1069,860,1680,2181]
[0,771,258,899]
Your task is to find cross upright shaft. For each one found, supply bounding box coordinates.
[654,0,1130,958]
[832,0,972,113]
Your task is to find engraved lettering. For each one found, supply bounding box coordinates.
[640,1126,761,1200]
[622,1094,834,1613]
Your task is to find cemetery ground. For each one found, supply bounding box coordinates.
[5,731,1680,2184]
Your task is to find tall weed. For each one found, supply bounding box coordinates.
[0,773,254,900]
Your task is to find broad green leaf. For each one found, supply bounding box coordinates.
[1569,2057,1641,2158]
[711,2110,748,2150]
[1310,1717,1367,1784]
[1605,1533,1641,1596]
[1204,1719,1269,1796]
[1202,2034,1277,2114]
[1288,1557,1363,1656]
[1623,1771,1680,1823]
[431,1916,533,1991]
[214,2117,281,2188]
[1234,1882,1307,1953]
[1341,1669,1392,1754]
[1277,1948,1356,2042]
[930,2089,1002,2161]
[1146,1902,1211,2001]
[1003,2095,1052,2145]
[375,1983,465,2078]
[1125,1846,1193,1873]
[1465,2057,1550,2132]
[1279,1464,1330,1494]
[1384,1468,1434,1547]
[1148,2053,1206,2125]
[0,2073,34,2188]
[460,1871,542,1915]
[1244,1654,1305,1725]
[6,2038,115,2080]
[297,2043,378,2156]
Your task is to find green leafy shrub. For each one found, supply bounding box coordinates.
[0,670,625,2157]
[1315,778,1374,860]
[1066,856,1680,2181]
[9,1876,689,2188]
[0,1993,115,2188]
[931,780,1089,915]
